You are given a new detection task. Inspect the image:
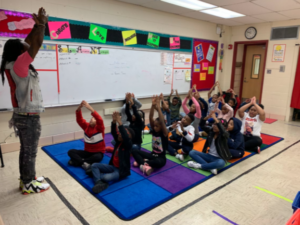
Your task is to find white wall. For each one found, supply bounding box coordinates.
[0,0,231,150]
[228,21,300,121]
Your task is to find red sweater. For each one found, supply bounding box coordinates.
[76,110,106,153]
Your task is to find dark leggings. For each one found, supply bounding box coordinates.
[168,141,193,156]
[68,149,103,166]
[244,136,262,152]
[229,149,245,159]
[132,150,166,168]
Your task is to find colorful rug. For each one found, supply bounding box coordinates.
[264,118,278,124]
[42,133,283,220]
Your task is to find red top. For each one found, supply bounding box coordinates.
[112,144,121,168]
[76,110,106,153]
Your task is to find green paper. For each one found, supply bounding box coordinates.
[100,50,109,54]
[89,24,107,43]
[69,48,77,53]
[147,33,160,48]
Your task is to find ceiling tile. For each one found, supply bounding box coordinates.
[210,19,243,26]
[141,1,194,14]
[180,11,222,21]
[279,8,300,19]
[223,2,271,15]
[202,0,250,6]
[229,16,266,24]
[252,0,300,12]
[117,0,155,5]
[252,12,291,21]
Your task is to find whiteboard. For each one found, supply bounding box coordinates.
[0,39,191,109]
[173,69,191,93]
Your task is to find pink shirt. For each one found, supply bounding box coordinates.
[182,97,201,119]
[215,103,233,122]
[13,51,33,78]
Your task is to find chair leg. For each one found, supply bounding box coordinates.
[0,146,4,167]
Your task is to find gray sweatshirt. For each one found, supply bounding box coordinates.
[121,98,142,126]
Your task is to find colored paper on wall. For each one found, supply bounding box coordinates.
[48,21,71,40]
[164,67,172,84]
[147,33,160,48]
[7,18,34,31]
[170,37,180,49]
[100,50,109,54]
[200,73,206,81]
[195,44,204,62]
[122,30,137,46]
[89,24,107,43]
[202,62,208,70]
[208,66,214,74]
[0,11,7,21]
[175,70,183,80]
[206,44,215,62]
[185,70,191,81]
[194,64,200,72]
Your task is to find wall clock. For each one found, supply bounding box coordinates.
[245,27,257,39]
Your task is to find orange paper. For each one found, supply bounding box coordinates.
[200,73,206,81]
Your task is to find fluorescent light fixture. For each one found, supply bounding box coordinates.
[201,7,245,18]
[161,0,216,10]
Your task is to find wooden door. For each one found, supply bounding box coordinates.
[242,45,265,100]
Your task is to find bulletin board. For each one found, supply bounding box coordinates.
[191,38,218,91]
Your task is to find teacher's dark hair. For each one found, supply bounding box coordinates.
[0,39,37,85]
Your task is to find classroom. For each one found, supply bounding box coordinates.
[1,0,300,224]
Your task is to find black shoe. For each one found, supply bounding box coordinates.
[85,168,93,177]
[92,180,109,194]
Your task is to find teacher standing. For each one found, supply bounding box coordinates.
[0,8,50,194]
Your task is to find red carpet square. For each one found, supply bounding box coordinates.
[261,133,282,145]
[264,118,278,124]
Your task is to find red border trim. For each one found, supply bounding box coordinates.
[230,40,269,103]
[55,44,60,94]
[272,44,286,62]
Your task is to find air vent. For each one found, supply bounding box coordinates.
[271,26,299,40]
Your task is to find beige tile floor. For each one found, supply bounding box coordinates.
[0,120,299,225]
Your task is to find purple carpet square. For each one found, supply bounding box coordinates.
[104,133,114,143]
[149,165,206,194]
[131,158,178,177]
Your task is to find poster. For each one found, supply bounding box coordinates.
[206,44,215,62]
[185,70,191,81]
[89,24,107,43]
[175,69,184,80]
[202,62,208,70]
[208,66,214,74]
[164,67,172,84]
[194,64,200,72]
[200,73,206,81]
[195,44,204,62]
[272,44,286,62]
[170,37,180,49]
[122,30,137,45]
[48,21,71,40]
[147,33,160,48]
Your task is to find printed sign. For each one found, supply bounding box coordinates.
[206,44,215,62]
[194,64,200,72]
[122,30,137,45]
[200,73,206,81]
[272,44,286,62]
[89,24,107,43]
[195,44,204,62]
[202,62,208,70]
[48,21,71,40]
[208,66,214,74]
[147,33,160,48]
[170,37,180,49]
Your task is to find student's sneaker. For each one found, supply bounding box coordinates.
[19,176,45,190]
[187,161,201,169]
[257,146,261,154]
[142,130,150,134]
[82,162,91,171]
[133,161,138,167]
[210,169,218,175]
[176,154,184,162]
[22,180,50,195]
[92,180,109,194]
[140,164,153,176]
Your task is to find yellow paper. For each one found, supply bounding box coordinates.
[200,73,206,81]
[61,48,68,53]
[122,30,137,45]
[208,66,214,74]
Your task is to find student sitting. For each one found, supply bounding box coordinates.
[214,97,234,122]
[227,118,245,158]
[238,96,265,153]
[189,85,208,119]
[125,93,145,151]
[183,88,201,136]
[160,93,171,126]
[239,98,251,112]
[168,89,182,123]
[68,101,105,170]
[121,93,142,126]
[132,95,168,176]
[188,112,232,175]
[207,82,222,122]
[167,114,195,161]
[223,89,241,117]
[91,112,134,194]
